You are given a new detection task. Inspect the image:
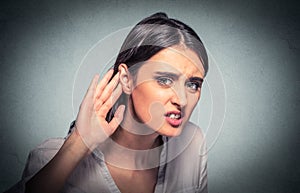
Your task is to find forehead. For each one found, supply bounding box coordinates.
[143,46,205,78]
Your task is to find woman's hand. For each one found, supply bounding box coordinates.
[75,69,125,151]
[24,70,124,193]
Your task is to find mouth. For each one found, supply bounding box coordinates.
[164,111,183,127]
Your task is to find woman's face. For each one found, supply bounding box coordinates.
[127,45,205,137]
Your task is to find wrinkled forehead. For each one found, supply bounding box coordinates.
[139,46,205,79]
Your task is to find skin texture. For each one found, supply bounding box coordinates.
[25,45,205,193]
[118,45,205,138]
[105,46,205,193]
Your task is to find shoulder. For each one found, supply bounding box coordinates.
[34,137,65,150]
[184,121,205,139]
[163,122,208,192]
[166,121,207,165]
[165,121,206,161]
[180,121,205,148]
[22,138,65,178]
[184,121,207,155]
[28,138,65,161]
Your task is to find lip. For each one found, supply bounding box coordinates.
[164,111,183,127]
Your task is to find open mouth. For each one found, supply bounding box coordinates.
[164,111,183,127]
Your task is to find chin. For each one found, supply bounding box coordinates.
[157,124,184,137]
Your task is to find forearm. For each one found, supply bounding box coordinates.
[25,130,90,193]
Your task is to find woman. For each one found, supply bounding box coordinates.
[7,12,209,193]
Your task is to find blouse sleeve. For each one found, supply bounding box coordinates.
[4,138,64,193]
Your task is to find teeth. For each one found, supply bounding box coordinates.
[169,113,180,119]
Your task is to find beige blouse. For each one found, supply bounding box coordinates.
[5,122,208,193]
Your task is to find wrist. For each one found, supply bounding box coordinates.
[73,123,102,152]
[63,130,92,159]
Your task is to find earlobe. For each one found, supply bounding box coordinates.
[118,63,132,94]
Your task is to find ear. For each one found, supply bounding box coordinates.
[118,63,133,94]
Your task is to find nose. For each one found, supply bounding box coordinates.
[171,85,187,108]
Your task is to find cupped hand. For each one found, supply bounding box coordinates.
[75,69,125,151]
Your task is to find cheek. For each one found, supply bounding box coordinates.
[190,89,201,104]
[186,93,200,114]
[131,84,169,121]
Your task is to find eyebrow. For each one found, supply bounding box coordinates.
[154,72,179,79]
[154,71,203,82]
[189,77,204,83]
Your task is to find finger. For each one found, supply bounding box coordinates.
[108,105,125,134]
[96,83,122,115]
[94,69,114,101]
[95,82,121,111]
[97,72,120,106]
[84,74,100,101]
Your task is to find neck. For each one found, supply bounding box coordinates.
[111,126,161,150]
[99,127,163,170]
[112,99,163,150]
[98,101,164,169]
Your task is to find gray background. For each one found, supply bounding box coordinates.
[0,0,299,192]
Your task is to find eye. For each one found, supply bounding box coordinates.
[185,81,201,92]
[156,77,174,87]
